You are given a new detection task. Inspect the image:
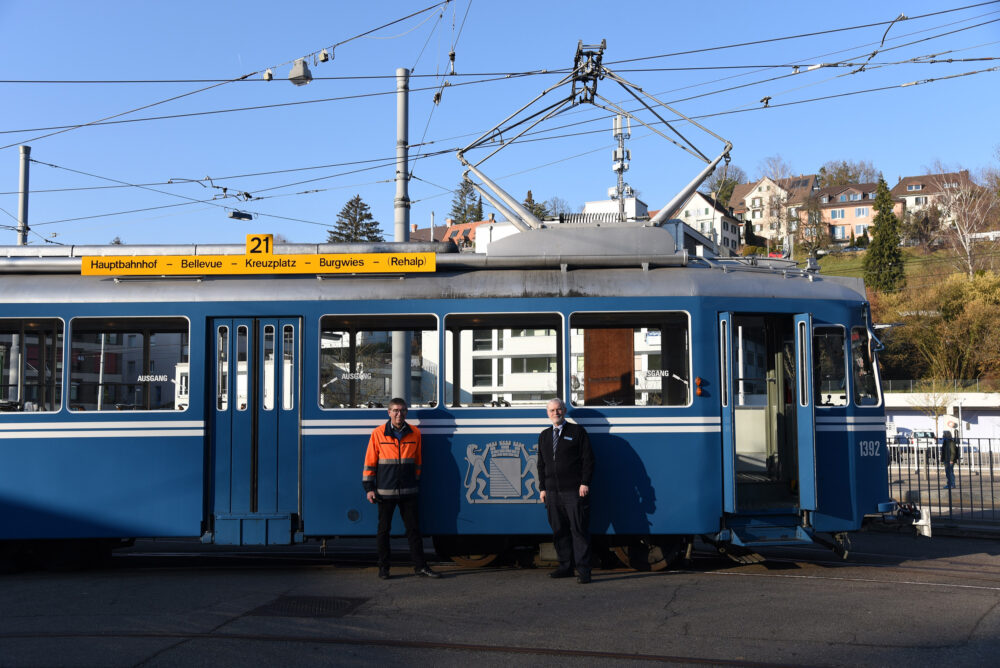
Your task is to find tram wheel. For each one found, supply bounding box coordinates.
[449,553,500,568]
[614,536,685,571]
[431,535,503,568]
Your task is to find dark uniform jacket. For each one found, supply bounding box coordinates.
[536,421,594,496]
[362,422,422,498]
[941,436,960,465]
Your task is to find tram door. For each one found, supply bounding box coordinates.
[719,313,816,515]
[209,318,301,545]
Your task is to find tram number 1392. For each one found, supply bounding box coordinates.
[859,440,882,457]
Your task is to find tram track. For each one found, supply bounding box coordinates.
[0,630,811,667]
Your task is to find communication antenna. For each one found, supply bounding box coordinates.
[610,115,632,221]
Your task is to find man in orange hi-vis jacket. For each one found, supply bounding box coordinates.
[363,397,440,580]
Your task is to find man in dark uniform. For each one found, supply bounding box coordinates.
[536,397,595,583]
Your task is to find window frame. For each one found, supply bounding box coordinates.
[68,315,191,413]
[568,310,693,409]
[0,316,66,414]
[444,311,563,409]
[317,313,440,410]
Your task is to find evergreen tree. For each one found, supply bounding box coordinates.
[328,195,383,243]
[450,178,479,224]
[863,177,905,292]
[472,194,483,222]
[523,190,548,219]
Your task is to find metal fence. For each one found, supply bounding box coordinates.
[881,378,1000,393]
[887,437,1000,523]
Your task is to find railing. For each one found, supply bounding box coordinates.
[882,379,1000,393]
[887,437,1000,523]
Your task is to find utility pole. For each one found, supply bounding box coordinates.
[392,68,411,403]
[17,145,30,245]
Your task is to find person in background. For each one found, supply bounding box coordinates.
[941,429,960,490]
[363,397,440,579]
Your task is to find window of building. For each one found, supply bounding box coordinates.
[814,326,847,407]
[0,318,63,412]
[855,224,866,235]
[752,210,761,219]
[569,312,689,407]
[472,329,493,351]
[833,226,846,239]
[751,197,762,207]
[849,193,861,201]
[914,196,928,205]
[839,194,847,202]
[70,317,188,411]
[446,313,560,407]
[854,207,869,218]
[319,314,438,409]
[907,184,923,191]
[868,191,876,199]
[830,209,845,220]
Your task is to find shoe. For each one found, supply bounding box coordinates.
[416,566,441,578]
[943,485,954,489]
[576,574,592,584]
[549,569,574,579]
[378,568,390,580]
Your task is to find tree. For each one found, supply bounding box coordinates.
[701,164,748,207]
[930,165,999,278]
[863,177,905,292]
[796,193,829,257]
[878,272,1000,385]
[817,159,879,187]
[449,178,480,225]
[523,190,548,219]
[328,195,383,243]
[546,196,575,216]
[901,204,942,248]
[757,155,792,182]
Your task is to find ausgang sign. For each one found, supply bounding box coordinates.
[81,234,436,276]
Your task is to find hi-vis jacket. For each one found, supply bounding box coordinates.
[362,421,422,499]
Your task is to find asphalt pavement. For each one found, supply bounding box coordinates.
[2,532,1000,667]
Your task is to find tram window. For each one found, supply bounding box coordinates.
[282,325,295,410]
[216,326,229,411]
[236,326,249,412]
[445,313,561,407]
[262,325,275,411]
[814,326,847,407]
[851,327,880,406]
[569,312,690,407]
[319,314,438,409]
[69,317,189,412]
[0,318,63,412]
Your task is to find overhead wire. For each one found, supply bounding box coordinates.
[0,1,452,151]
[11,3,998,236]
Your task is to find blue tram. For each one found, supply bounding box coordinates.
[0,225,892,568]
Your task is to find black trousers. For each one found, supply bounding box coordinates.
[376,496,427,570]
[546,492,591,576]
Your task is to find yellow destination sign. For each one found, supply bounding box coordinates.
[81,252,436,276]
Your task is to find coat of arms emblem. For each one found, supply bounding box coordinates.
[463,440,541,504]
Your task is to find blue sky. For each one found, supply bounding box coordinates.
[1,0,998,246]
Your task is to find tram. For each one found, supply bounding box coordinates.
[0,223,892,569]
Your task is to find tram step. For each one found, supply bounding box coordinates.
[730,524,814,548]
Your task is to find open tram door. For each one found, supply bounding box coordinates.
[207,318,302,545]
[718,312,816,548]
